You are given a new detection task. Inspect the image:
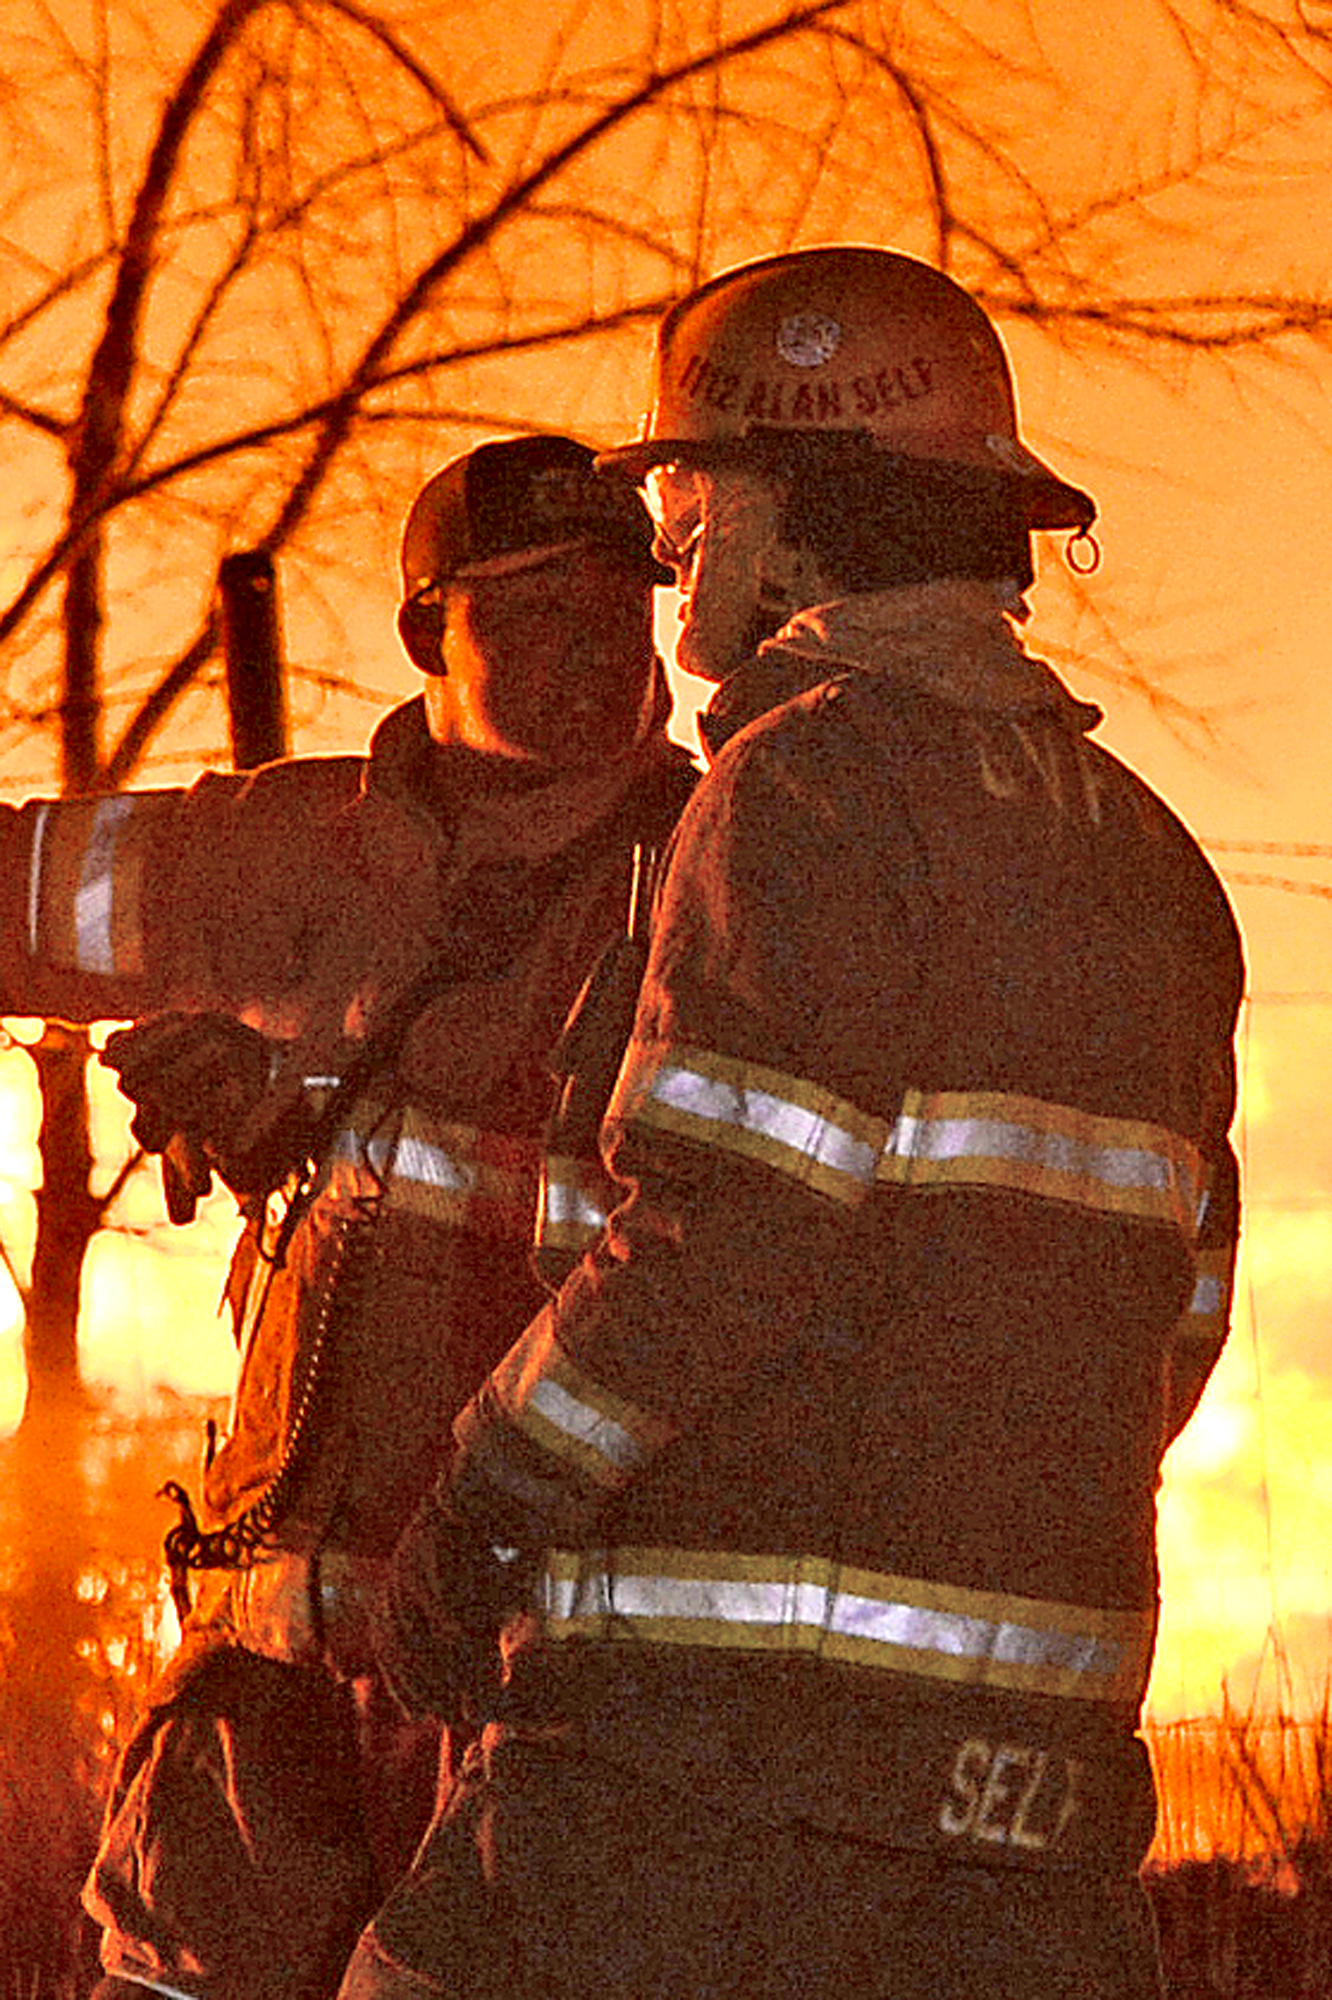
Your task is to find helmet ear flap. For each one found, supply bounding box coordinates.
[398,591,446,675]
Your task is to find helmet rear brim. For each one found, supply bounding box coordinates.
[597,437,1096,534]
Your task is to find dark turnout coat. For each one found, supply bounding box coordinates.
[0,696,694,1637]
[443,582,1244,1874]
[42,693,694,2000]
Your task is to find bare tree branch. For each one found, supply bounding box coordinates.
[4,0,1332,1405]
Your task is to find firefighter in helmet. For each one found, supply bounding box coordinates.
[340,251,1244,2000]
[0,433,701,2000]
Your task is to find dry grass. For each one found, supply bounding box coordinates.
[1143,1648,1332,1997]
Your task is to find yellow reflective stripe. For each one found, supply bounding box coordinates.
[878,1088,1203,1230]
[615,1043,1204,1234]
[31,794,170,977]
[535,1151,614,1255]
[74,798,133,973]
[489,1322,676,1490]
[1172,1243,1233,1353]
[331,1108,539,1237]
[539,1548,1153,1704]
[25,803,50,957]
[612,1042,885,1207]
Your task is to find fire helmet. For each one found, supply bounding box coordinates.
[600,247,1095,534]
[398,434,669,672]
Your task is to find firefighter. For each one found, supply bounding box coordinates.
[0,434,692,2000]
[338,251,1245,2000]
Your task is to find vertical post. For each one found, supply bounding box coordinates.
[219,550,287,769]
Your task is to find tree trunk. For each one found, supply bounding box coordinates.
[16,549,285,1425]
[23,1024,100,1420]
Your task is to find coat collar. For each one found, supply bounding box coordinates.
[701,580,1101,759]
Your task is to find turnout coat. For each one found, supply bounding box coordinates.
[443,581,1244,1874]
[0,695,694,1659]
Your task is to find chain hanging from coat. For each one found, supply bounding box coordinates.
[157,834,661,1621]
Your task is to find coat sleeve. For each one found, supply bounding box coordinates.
[0,789,187,1021]
[450,716,911,1542]
[0,758,363,1026]
[1163,1135,1241,1448]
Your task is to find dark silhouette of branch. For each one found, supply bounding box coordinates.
[314,0,489,161]
[62,0,270,789]
[92,1148,151,1229]
[104,618,220,789]
[4,0,1332,1415]
[262,0,855,550]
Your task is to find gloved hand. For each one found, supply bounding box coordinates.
[102,1013,291,1222]
[371,1488,534,1721]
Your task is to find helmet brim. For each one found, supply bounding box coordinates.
[596,437,1096,535]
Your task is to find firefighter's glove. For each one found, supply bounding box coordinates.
[371,1489,533,1723]
[102,1013,283,1222]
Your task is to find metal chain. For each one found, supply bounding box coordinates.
[160,1200,377,1611]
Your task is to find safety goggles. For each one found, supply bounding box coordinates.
[643,465,713,576]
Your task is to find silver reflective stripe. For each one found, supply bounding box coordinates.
[620,1046,1201,1231]
[73,796,132,973]
[1188,1271,1226,1318]
[325,1110,536,1237]
[392,1130,478,1193]
[538,1553,1150,1701]
[828,1593,1123,1678]
[527,1379,648,1475]
[102,1966,210,2000]
[331,1123,478,1192]
[541,1176,610,1234]
[493,1323,675,1488]
[331,1123,397,1181]
[546,1570,1121,1676]
[26,802,50,957]
[886,1106,1190,1208]
[646,1062,879,1187]
[547,1567,824,1627]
